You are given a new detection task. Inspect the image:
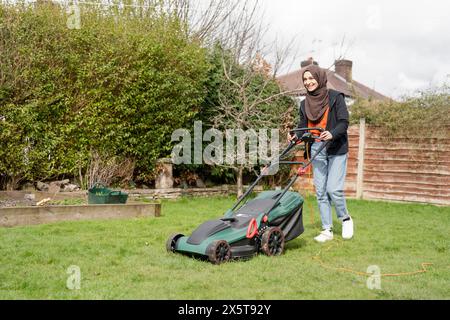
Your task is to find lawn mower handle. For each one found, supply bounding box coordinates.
[289,127,325,134]
[231,139,301,211]
[263,139,331,215]
[278,161,306,165]
[288,127,324,144]
[231,135,323,212]
[278,139,297,158]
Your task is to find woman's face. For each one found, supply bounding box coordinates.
[303,71,319,92]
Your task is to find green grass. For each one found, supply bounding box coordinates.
[0,195,449,300]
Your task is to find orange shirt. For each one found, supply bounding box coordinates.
[308,106,329,138]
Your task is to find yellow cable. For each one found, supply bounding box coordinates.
[311,239,433,277]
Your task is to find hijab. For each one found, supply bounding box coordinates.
[302,64,329,122]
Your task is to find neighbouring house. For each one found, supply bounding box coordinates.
[277,57,391,106]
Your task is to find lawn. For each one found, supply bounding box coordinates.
[0,195,449,300]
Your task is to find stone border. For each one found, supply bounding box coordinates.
[128,185,263,199]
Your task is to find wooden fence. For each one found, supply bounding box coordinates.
[293,119,450,206]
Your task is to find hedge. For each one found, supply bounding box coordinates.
[0,2,210,188]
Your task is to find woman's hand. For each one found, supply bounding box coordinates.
[287,132,297,142]
[319,131,333,141]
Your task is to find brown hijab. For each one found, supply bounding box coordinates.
[302,64,329,121]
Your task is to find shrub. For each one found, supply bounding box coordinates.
[350,85,450,139]
[0,2,209,189]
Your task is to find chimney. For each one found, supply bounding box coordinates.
[334,59,353,82]
[301,57,319,68]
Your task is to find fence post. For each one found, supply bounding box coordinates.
[356,118,366,199]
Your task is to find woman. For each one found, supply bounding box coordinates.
[289,64,353,242]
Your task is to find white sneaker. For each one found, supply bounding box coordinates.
[314,229,333,243]
[342,216,354,239]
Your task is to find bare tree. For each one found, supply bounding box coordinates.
[198,0,300,197]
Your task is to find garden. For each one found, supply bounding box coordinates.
[0,1,449,303]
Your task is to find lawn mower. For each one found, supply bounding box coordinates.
[166,127,329,264]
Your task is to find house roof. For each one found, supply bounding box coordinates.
[277,68,390,101]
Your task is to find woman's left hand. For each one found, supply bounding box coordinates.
[320,131,333,141]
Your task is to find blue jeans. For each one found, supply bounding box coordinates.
[311,141,350,230]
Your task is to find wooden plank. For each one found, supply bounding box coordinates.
[364,159,450,170]
[365,148,450,156]
[363,187,450,199]
[348,126,359,135]
[364,172,449,185]
[363,191,450,206]
[363,182,450,196]
[346,174,358,180]
[365,150,450,158]
[365,142,450,152]
[364,156,450,164]
[365,136,450,143]
[0,203,161,227]
[363,163,450,175]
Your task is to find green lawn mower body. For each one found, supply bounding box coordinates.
[168,190,304,263]
[166,127,328,264]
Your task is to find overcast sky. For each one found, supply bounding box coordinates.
[9,0,449,99]
[259,0,450,99]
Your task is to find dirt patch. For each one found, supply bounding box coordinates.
[0,191,87,208]
[0,199,35,207]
